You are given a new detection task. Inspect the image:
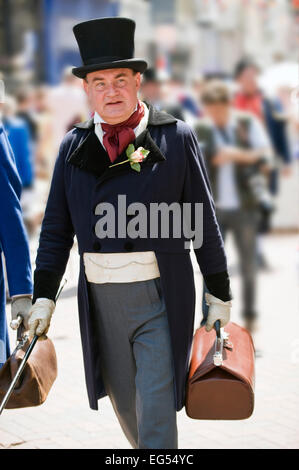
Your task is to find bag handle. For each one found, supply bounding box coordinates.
[213,320,233,366]
[213,320,223,366]
[214,319,221,339]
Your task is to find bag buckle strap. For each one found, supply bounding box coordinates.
[213,327,233,366]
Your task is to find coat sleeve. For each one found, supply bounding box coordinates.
[181,125,232,301]
[0,126,33,297]
[33,136,75,302]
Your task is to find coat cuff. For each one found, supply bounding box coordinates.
[33,269,62,304]
[203,270,232,302]
[11,293,32,299]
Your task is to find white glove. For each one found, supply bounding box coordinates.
[205,292,232,332]
[11,296,32,330]
[28,299,56,339]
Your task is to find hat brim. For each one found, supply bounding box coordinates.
[72,59,148,78]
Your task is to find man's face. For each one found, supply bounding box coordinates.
[140,81,160,104]
[83,68,141,124]
[237,67,259,95]
[203,102,231,127]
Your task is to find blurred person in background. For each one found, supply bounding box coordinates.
[165,75,201,126]
[47,65,89,153]
[191,76,205,117]
[0,80,32,368]
[34,86,56,182]
[233,58,292,269]
[139,67,185,120]
[2,94,34,191]
[277,84,299,162]
[194,80,273,334]
[18,85,57,236]
[16,87,38,145]
[234,57,292,186]
[2,94,35,235]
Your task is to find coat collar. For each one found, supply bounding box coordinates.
[67,104,177,182]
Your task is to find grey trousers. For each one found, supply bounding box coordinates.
[88,277,178,449]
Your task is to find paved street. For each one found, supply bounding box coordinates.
[0,233,298,449]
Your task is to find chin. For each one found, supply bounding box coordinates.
[107,108,126,117]
[106,105,126,115]
[107,109,133,123]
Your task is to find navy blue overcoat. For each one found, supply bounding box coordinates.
[34,105,229,410]
[0,123,32,367]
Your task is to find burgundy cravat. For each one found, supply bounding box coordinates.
[101,101,145,163]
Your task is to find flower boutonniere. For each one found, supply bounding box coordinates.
[109,144,150,173]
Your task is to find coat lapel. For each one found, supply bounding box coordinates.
[66,125,111,176]
[67,104,177,181]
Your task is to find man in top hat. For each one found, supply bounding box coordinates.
[26,17,232,449]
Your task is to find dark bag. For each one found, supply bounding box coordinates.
[0,332,57,409]
[185,321,255,420]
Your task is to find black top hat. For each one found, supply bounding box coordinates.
[72,17,148,79]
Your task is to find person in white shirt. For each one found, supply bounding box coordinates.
[194,80,273,333]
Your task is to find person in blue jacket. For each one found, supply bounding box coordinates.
[2,95,34,190]
[0,85,33,368]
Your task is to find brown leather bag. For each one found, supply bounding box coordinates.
[185,321,255,420]
[0,334,57,409]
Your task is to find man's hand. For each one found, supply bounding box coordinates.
[212,147,240,166]
[212,146,267,166]
[11,296,32,330]
[205,293,232,332]
[28,299,55,340]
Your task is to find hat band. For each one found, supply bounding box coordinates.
[84,56,129,65]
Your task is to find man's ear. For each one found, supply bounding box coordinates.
[83,78,89,94]
[135,72,141,91]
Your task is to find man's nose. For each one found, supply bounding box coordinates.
[105,83,119,96]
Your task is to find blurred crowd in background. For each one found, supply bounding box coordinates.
[0,0,298,334]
